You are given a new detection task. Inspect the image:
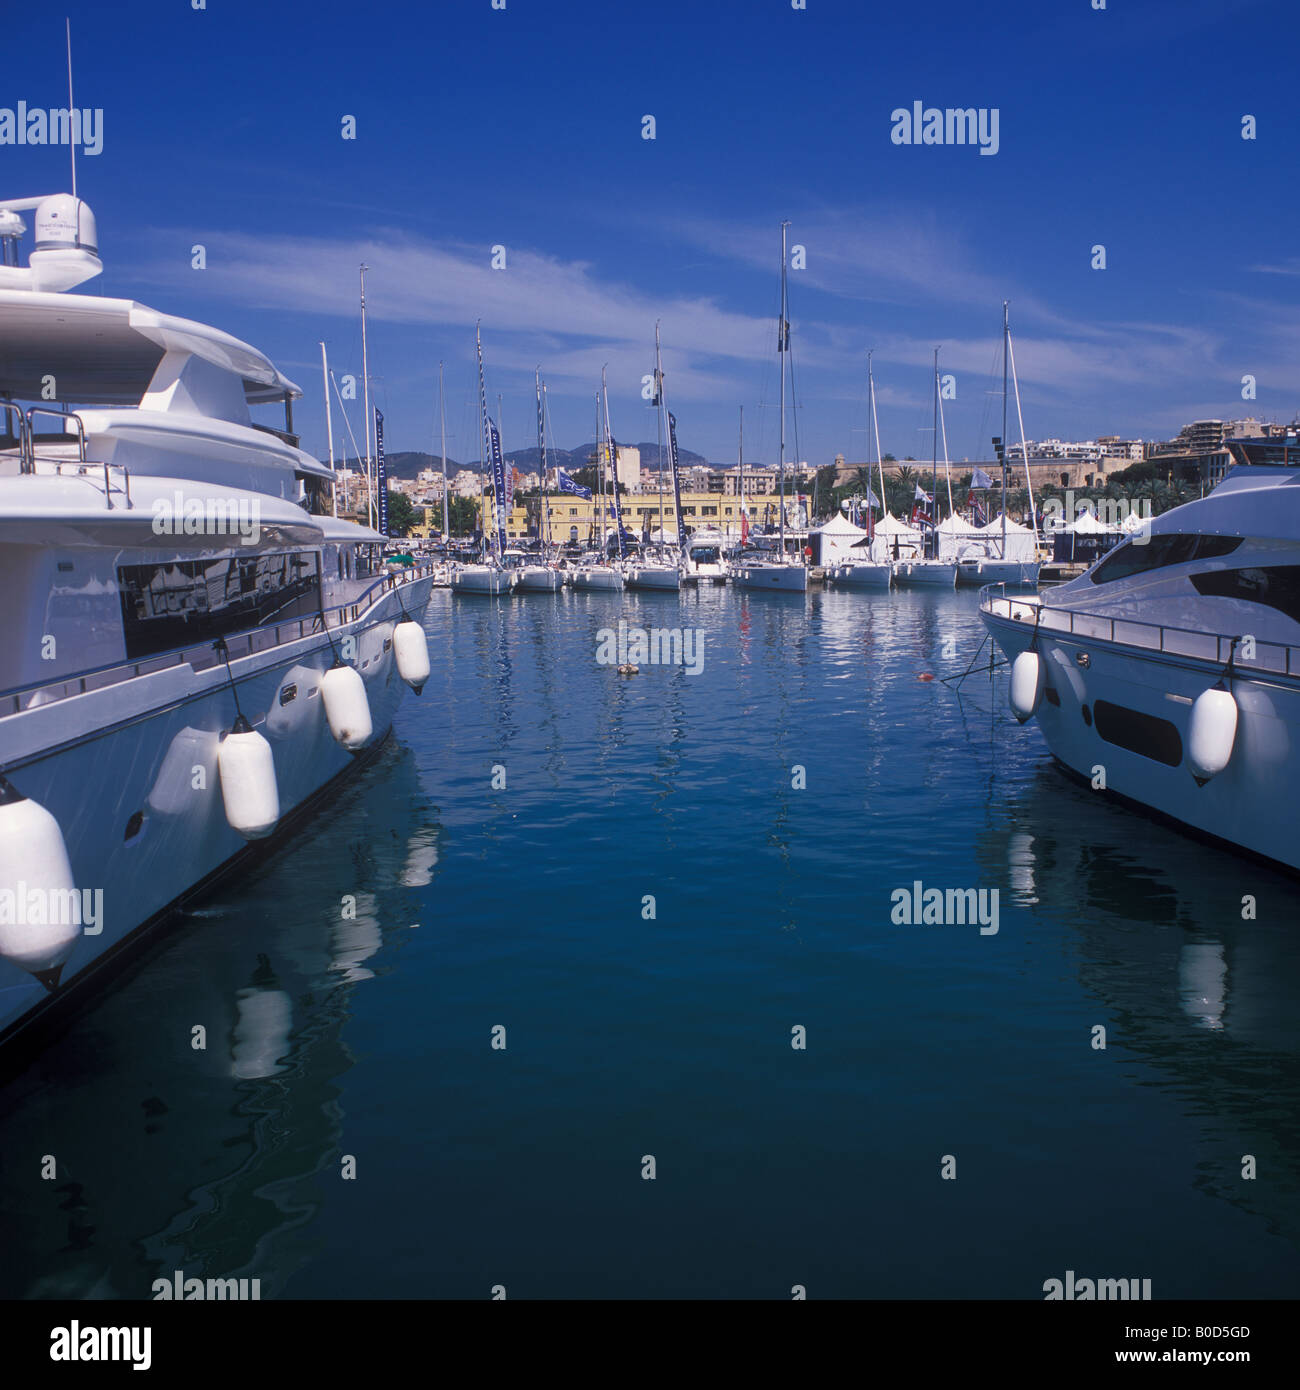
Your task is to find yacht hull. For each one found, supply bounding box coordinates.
[626,566,681,591]
[452,566,513,595]
[957,559,1040,588]
[571,567,625,592]
[0,580,433,1045]
[731,563,808,592]
[515,566,564,592]
[833,562,892,590]
[982,606,1300,874]
[894,560,957,588]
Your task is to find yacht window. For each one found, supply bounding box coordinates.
[1093,699,1183,767]
[118,551,320,659]
[1191,566,1300,624]
[1090,533,1243,584]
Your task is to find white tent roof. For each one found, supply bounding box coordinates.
[1068,510,1122,534]
[874,511,922,536]
[1119,509,1149,533]
[937,514,985,535]
[815,512,868,537]
[982,514,1034,534]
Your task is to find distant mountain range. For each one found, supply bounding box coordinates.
[337,441,714,481]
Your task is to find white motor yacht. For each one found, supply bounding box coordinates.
[0,191,434,1045]
[981,463,1300,872]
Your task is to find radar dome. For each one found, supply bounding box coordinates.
[34,194,97,253]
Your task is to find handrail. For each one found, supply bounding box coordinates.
[26,405,86,463]
[979,582,1299,679]
[21,451,134,510]
[1,402,32,472]
[0,561,435,717]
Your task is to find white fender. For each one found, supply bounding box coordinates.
[217,719,280,839]
[320,664,373,750]
[1187,685,1238,784]
[0,777,81,983]
[1009,649,1046,723]
[393,621,431,693]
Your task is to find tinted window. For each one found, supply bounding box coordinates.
[1090,533,1242,584]
[1191,565,1300,624]
[1093,700,1183,767]
[119,551,320,659]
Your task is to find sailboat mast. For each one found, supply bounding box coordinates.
[870,351,887,528]
[1001,301,1009,556]
[937,352,954,515]
[655,321,665,547]
[738,404,745,543]
[595,391,605,553]
[931,346,939,557]
[320,341,336,518]
[1006,311,1039,545]
[779,220,789,558]
[359,263,373,530]
[475,322,491,560]
[601,365,625,560]
[438,360,449,544]
[536,369,551,553]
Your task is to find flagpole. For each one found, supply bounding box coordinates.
[320,341,336,518]
[1001,302,1009,560]
[438,360,449,544]
[931,346,939,558]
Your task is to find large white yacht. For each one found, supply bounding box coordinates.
[981,462,1300,872]
[0,192,434,1046]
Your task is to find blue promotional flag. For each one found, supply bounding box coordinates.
[970,466,994,490]
[487,418,508,554]
[375,408,389,536]
[556,468,592,499]
[667,411,688,550]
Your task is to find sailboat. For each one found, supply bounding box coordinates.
[570,387,625,591]
[627,323,683,591]
[732,221,809,592]
[452,325,515,595]
[516,370,565,591]
[832,351,893,589]
[893,348,957,588]
[958,302,1042,588]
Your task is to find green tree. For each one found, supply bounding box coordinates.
[385,490,416,535]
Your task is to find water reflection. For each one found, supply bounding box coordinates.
[0,738,440,1299]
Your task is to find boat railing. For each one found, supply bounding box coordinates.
[0,561,435,718]
[979,582,1300,679]
[21,406,133,508]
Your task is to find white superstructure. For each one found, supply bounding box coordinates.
[981,464,1300,872]
[0,192,433,1046]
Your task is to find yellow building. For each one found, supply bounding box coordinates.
[483,491,787,542]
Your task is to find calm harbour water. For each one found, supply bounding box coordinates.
[2,584,1298,1300]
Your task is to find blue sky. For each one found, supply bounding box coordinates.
[6,0,1300,466]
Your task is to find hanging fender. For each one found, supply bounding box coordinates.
[1187,684,1238,785]
[0,776,82,988]
[320,663,373,751]
[218,716,280,839]
[1009,649,1046,723]
[392,621,431,694]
